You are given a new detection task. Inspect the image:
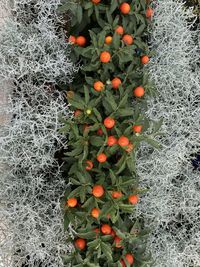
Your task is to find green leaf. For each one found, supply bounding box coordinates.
[101,242,113,261]
[112,33,121,50]
[90,136,104,147]
[145,137,161,149]
[77,231,96,239]
[93,108,102,122]
[77,5,83,23]
[98,31,106,48]
[105,91,118,111]
[84,85,90,104]
[81,197,94,208]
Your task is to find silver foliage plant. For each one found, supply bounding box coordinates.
[0,0,76,266]
[136,1,200,266]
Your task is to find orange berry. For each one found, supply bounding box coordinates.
[91,207,100,218]
[101,224,112,235]
[92,185,104,198]
[112,191,123,199]
[132,125,142,133]
[146,7,153,18]
[122,34,133,45]
[114,236,123,248]
[133,86,145,97]
[106,213,111,219]
[107,136,118,146]
[111,77,122,89]
[97,128,103,135]
[85,160,93,170]
[105,36,112,44]
[76,36,86,47]
[120,2,131,14]
[115,26,124,35]
[125,143,134,153]
[100,51,111,63]
[91,0,101,4]
[69,35,76,44]
[141,55,150,64]
[120,259,126,267]
[124,253,134,265]
[128,194,139,204]
[110,229,116,238]
[74,238,86,250]
[118,136,129,147]
[104,117,115,129]
[94,81,104,91]
[74,109,81,117]
[93,228,100,237]
[97,153,107,163]
[67,198,77,207]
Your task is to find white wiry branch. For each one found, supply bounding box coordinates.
[0,0,76,266]
[136,1,200,266]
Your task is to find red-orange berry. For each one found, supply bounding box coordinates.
[132,125,143,133]
[115,26,124,35]
[100,51,111,63]
[92,185,105,198]
[112,191,123,199]
[97,153,107,163]
[94,81,105,91]
[118,136,129,147]
[111,77,122,89]
[141,55,150,64]
[76,36,86,46]
[133,86,145,97]
[128,195,139,204]
[120,2,131,14]
[107,136,118,146]
[104,117,115,129]
[68,35,76,44]
[85,160,93,170]
[74,238,86,250]
[122,34,133,45]
[91,207,100,218]
[67,198,78,207]
[101,224,112,235]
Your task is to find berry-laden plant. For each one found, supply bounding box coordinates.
[58,0,162,266]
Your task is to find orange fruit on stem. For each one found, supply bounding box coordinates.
[74,109,81,117]
[120,2,131,14]
[67,198,77,207]
[101,224,112,235]
[115,26,124,35]
[107,136,118,146]
[76,36,86,46]
[100,51,111,63]
[122,34,133,45]
[118,136,129,147]
[69,35,76,44]
[128,194,139,204]
[91,207,100,218]
[112,191,123,199]
[120,259,126,267]
[125,143,134,153]
[74,238,86,250]
[132,125,142,133]
[97,153,107,163]
[92,185,104,198]
[97,128,103,135]
[105,36,112,44]
[146,7,153,18]
[85,160,93,170]
[124,253,134,265]
[91,0,101,4]
[104,117,115,129]
[114,236,123,248]
[141,55,150,64]
[133,86,145,97]
[111,77,122,89]
[94,81,105,91]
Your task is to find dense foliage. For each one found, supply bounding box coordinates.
[58,0,162,266]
